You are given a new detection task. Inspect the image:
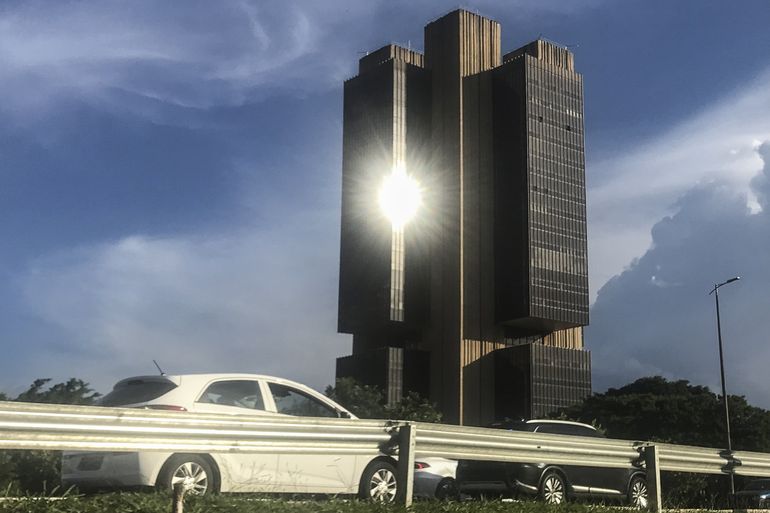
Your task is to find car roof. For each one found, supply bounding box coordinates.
[525,419,597,430]
[488,418,597,431]
[111,373,354,416]
[114,373,319,388]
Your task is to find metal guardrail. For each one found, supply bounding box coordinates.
[653,443,729,475]
[413,421,641,468]
[633,442,770,478]
[733,449,770,477]
[2,400,770,511]
[0,400,397,454]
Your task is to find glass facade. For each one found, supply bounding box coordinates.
[389,227,405,321]
[525,55,589,326]
[338,48,427,334]
[493,47,589,333]
[494,344,591,419]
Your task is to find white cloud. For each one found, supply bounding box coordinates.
[0,0,611,121]
[588,142,770,408]
[0,0,375,117]
[16,209,350,394]
[587,68,770,298]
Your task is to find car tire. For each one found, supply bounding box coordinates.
[539,470,567,505]
[359,459,399,503]
[157,454,217,496]
[435,477,459,500]
[627,475,648,509]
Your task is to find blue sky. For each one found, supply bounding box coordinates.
[2,0,770,408]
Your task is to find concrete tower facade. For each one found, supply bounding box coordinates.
[337,10,591,425]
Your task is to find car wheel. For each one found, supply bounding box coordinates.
[359,460,399,503]
[157,454,216,496]
[435,477,458,500]
[627,475,648,509]
[539,471,567,505]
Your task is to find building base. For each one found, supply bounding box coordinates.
[493,344,591,420]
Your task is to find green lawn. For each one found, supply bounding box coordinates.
[0,494,644,513]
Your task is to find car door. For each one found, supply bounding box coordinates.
[266,381,356,493]
[562,426,626,497]
[191,379,278,490]
[536,424,624,497]
[533,424,597,495]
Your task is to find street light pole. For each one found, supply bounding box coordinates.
[709,276,740,496]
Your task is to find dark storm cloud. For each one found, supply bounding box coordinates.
[588,142,770,408]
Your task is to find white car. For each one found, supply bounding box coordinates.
[61,373,399,501]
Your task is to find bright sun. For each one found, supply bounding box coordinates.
[378,163,421,228]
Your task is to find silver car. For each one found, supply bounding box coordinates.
[414,457,458,499]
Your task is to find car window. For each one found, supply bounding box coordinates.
[100,379,178,406]
[268,383,338,418]
[197,380,265,411]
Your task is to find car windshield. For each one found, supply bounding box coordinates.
[100,379,177,406]
[745,480,770,491]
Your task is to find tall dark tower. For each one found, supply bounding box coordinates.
[337,10,591,425]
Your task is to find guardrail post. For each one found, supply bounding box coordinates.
[171,482,187,513]
[397,423,415,507]
[644,444,663,513]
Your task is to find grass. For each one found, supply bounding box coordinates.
[0,493,653,513]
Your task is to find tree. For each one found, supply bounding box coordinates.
[386,391,442,423]
[325,377,386,419]
[15,378,101,405]
[558,376,770,508]
[325,378,442,422]
[0,378,102,494]
[560,376,770,451]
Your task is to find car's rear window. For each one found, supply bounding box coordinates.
[100,379,178,406]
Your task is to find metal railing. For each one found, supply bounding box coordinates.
[413,421,641,467]
[0,400,396,455]
[2,400,770,511]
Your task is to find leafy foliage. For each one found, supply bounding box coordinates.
[325,378,386,419]
[0,378,101,495]
[560,376,770,451]
[387,391,443,423]
[15,379,101,405]
[558,376,770,508]
[0,493,646,513]
[325,377,442,422]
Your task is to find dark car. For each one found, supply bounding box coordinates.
[734,479,770,509]
[456,419,647,507]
